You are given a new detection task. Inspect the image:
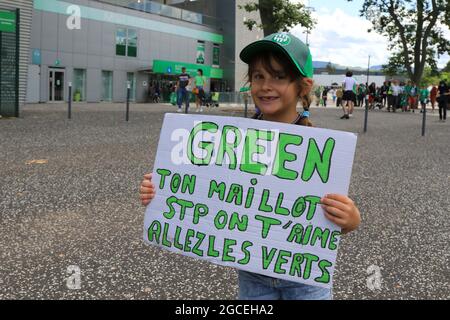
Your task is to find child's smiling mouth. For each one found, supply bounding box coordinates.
[259,96,280,102]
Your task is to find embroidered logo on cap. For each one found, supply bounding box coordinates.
[272,33,291,46]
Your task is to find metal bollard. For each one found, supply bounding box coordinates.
[68,82,72,120]
[126,82,130,122]
[185,91,189,114]
[422,103,426,136]
[364,96,369,133]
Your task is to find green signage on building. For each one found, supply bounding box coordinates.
[153,60,223,79]
[196,42,205,64]
[0,11,16,33]
[213,46,220,67]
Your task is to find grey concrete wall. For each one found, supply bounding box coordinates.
[136,72,149,103]
[217,0,236,91]
[26,64,40,103]
[235,0,263,91]
[87,68,101,102]
[113,70,127,102]
[30,0,223,102]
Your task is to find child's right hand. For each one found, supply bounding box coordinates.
[140,173,155,206]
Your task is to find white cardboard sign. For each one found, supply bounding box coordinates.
[143,114,357,288]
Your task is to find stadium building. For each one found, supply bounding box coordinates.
[0,0,262,115]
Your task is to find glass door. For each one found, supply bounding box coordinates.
[102,71,113,101]
[127,72,136,101]
[49,69,65,102]
[73,69,86,102]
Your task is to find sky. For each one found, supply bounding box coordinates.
[287,0,450,69]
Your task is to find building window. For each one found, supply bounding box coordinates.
[196,40,205,64]
[102,71,113,101]
[213,44,220,68]
[116,28,137,57]
[127,29,137,58]
[73,69,86,101]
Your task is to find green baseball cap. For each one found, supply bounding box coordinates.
[240,32,314,78]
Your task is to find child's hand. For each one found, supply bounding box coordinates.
[140,173,156,206]
[320,194,361,234]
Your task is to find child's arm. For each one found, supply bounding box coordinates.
[140,173,155,206]
[320,194,361,234]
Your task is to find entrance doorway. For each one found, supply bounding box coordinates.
[147,73,178,102]
[48,68,65,102]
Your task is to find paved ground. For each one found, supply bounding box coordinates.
[0,102,448,300]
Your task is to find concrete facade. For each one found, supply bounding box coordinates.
[28,0,232,103]
[234,0,263,91]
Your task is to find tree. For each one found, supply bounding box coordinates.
[239,0,315,37]
[421,67,450,86]
[326,62,336,74]
[443,60,450,72]
[349,0,450,85]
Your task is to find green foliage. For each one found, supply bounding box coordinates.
[326,62,336,74]
[420,67,450,86]
[443,60,450,73]
[349,0,450,84]
[238,0,316,36]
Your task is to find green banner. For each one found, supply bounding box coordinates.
[0,11,16,33]
[196,42,205,64]
[153,60,223,79]
[213,46,220,67]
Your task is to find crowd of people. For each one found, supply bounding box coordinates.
[313,72,449,122]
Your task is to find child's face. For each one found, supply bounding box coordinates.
[250,57,300,117]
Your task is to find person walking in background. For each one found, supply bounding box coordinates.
[331,88,337,104]
[437,80,449,122]
[153,83,161,103]
[405,81,419,113]
[194,69,207,113]
[386,81,393,112]
[380,81,388,108]
[368,82,376,110]
[314,85,321,106]
[391,80,401,112]
[357,83,366,107]
[399,81,408,112]
[176,67,191,112]
[411,82,419,112]
[404,81,412,112]
[336,87,343,107]
[430,84,438,113]
[341,71,357,119]
[322,86,329,107]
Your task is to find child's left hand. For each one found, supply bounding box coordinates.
[320,194,361,234]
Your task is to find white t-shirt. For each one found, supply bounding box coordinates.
[392,85,401,96]
[343,77,357,91]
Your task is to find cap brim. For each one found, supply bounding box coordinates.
[240,40,308,77]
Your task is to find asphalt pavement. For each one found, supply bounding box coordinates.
[0,102,448,299]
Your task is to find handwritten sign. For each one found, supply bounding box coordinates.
[143,114,357,288]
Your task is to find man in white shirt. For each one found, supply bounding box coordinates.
[341,71,357,119]
[391,80,401,112]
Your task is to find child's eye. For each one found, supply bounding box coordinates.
[253,74,264,80]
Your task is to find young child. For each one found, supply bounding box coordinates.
[139,32,361,300]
